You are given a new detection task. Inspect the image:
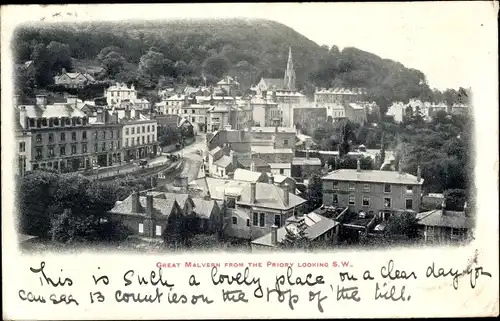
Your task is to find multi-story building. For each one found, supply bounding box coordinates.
[326,103,346,122]
[250,96,280,127]
[202,177,307,240]
[322,161,424,220]
[180,104,209,133]
[89,109,124,167]
[314,87,367,105]
[54,68,96,89]
[207,104,233,133]
[344,103,367,125]
[105,83,137,107]
[217,75,240,95]
[249,126,296,150]
[292,107,327,135]
[120,110,158,161]
[17,95,94,172]
[15,122,32,177]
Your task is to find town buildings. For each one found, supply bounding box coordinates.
[181,104,209,133]
[292,106,327,135]
[88,108,123,167]
[120,109,158,161]
[15,123,32,177]
[105,83,137,106]
[322,160,424,220]
[17,94,94,172]
[217,75,240,95]
[344,103,367,125]
[314,87,367,105]
[54,69,96,89]
[250,96,280,127]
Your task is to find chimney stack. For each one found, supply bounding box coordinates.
[250,182,256,204]
[67,95,78,108]
[13,94,19,108]
[417,165,421,182]
[112,110,119,123]
[36,95,47,108]
[271,225,278,246]
[131,189,140,213]
[268,173,274,184]
[125,107,131,119]
[441,199,446,211]
[250,160,256,172]
[356,158,361,172]
[146,192,154,217]
[283,183,290,207]
[398,160,402,174]
[19,106,28,129]
[306,149,310,160]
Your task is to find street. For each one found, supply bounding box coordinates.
[177,134,208,182]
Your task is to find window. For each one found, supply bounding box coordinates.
[110,130,114,139]
[82,131,87,140]
[332,194,339,204]
[384,184,392,193]
[48,146,54,157]
[253,213,258,226]
[110,141,114,150]
[137,126,141,133]
[101,130,106,139]
[348,195,355,205]
[384,197,391,208]
[125,138,129,147]
[259,213,265,227]
[131,127,135,134]
[405,198,413,210]
[138,223,144,234]
[332,181,339,190]
[155,225,162,236]
[19,142,25,152]
[94,144,98,152]
[184,110,187,114]
[152,126,155,132]
[406,185,413,194]
[363,184,370,192]
[274,215,281,228]
[147,136,150,143]
[60,145,66,155]
[36,134,42,143]
[283,139,289,146]
[48,133,54,142]
[125,128,129,135]
[362,196,370,206]
[192,117,196,122]
[246,219,250,227]
[141,136,144,145]
[192,109,195,114]
[147,125,150,132]
[348,183,355,191]
[71,144,77,154]
[279,168,284,175]
[232,216,237,225]
[72,132,77,141]
[82,143,87,153]
[36,147,42,158]
[101,142,106,152]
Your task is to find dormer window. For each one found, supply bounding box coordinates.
[226,197,236,209]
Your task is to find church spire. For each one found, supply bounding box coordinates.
[284,46,296,91]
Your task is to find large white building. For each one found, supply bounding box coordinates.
[119,110,158,161]
[105,83,137,107]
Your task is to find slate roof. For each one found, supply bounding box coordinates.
[109,194,178,217]
[251,127,296,134]
[21,103,86,119]
[54,72,95,83]
[233,169,265,183]
[251,146,293,154]
[192,198,217,219]
[237,158,270,169]
[251,212,338,247]
[213,155,233,168]
[292,157,322,166]
[416,210,474,229]
[322,169,424,185]
[205,177,306,210]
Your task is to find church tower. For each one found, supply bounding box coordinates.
[284,46,296,91]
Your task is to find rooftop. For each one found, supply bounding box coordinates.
[292,157,322,166]
[213,155,233,168]
[251,127,296,134]
[251,145,293,154]
[251,212,339,247]
[315,87,367,95]
[416,209,474,229]
[348,103,366,110]
[20,103,86,119]
[322,169,423,185]
[192,198,217,219]
[205,177,306,210]
[233,168,265,183]
[109,194,177,217]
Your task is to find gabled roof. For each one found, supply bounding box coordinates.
[205,177,306,210]
[217,76,239,86]
[322,169,424,185]
[237,158,270,169]
[109,194,178,217]
[192,198,217,219]
[292,157,322,166]
[213,155,233,168]
[233,169,265,183]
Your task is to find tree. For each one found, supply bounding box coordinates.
[97,46,123,61]
[280,226,311,250]
[102,51,126,77]
[202,54,231,79]
[46,41,73,73]
[174,60,188,78]
[384,211,419,240]
[31,43,54,87]
[306,174,323,212]
[138,49,168,86]
[163,212,201,248]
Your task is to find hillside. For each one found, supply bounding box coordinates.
[13,18,448,110]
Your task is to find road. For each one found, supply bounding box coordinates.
[177,134,208,182]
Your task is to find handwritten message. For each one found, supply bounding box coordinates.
[17,257,492,314]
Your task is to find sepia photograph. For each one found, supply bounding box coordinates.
[9,4,479,254]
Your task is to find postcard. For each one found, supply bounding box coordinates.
[1,2,499,319]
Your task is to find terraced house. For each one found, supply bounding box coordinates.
[16,94,93,172]
[119,109,159,161]
[322,160,423,221]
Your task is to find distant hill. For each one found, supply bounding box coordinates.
[13,18,448,111]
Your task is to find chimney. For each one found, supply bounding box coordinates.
[131,190,140,213]
[19,106,28,129]
[441,199,446,211]
[112,110,119,123]
[417,165,421,182]
[398,160,402,174]
[356,158,361,172]
[229,150,235,166]
[250,160,256,172]
[283,183,290,207]
[268,173,274,184]
[271,225,278,246]
[13,94,19,108]
[36,95,47,108]
[275,125,278,133]
[306,149,310,160]
[250,182,256,204]
[146,192,154,217]
[67,95,78,108]
[125,107,131,119]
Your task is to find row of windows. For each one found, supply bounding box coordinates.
[342,194,414,209]
[332,182,414,193]
[231,212,282,228]
[94,130,120,140]
[138,223,162,236]
[35,143,87,158]
[28,117,87,128]
[125,125,155,135]
[124,135,155,147]
[36,131,87,143]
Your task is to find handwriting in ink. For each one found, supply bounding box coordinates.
[374,282,410,302]
[267,283,299,311]
[426,262,492,290]
[123,269,174,287]
[191,294,214,305]
[339,271,358,282]
[93,267,109,285]
[380,260,417,280]
[30,262,73,287]
[89,291,105,303]
[276,267,325,287]
[18,290,78,305]
[166,288,188,304]
[49,294,79,305]
[309,290,328,312]
[222,289,248,302]
[115,287,164,303]
[18,290,46,303]
[335,285,361,302]
[211,266,263,298]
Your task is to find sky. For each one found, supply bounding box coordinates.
[3,2,498,90]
